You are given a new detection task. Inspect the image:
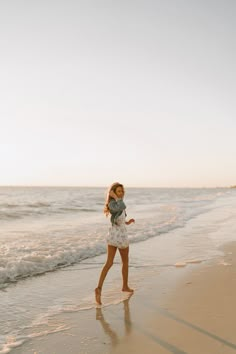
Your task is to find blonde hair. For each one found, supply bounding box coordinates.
[104,182,124,216]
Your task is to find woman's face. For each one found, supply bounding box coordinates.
[115,186,125,199]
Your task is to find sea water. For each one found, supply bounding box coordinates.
[0,186,235,353]
[0,186,231,288]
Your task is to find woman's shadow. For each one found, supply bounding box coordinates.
[95,294,133,347]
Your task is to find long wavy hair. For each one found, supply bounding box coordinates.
[104,182,124,216]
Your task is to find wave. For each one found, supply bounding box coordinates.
[0,212,25,220]
[0,202,51,208]
[0,188,231,287]
[0,208,201,288]
[0,244,106,288]
[27,202,51,208]
[58,207,97,212]
[0,206,99,221]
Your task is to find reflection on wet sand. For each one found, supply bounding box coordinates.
[95,295,133,347]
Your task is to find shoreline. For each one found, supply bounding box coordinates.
[9,241,236,354]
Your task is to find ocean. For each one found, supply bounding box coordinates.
[0,186,236,353]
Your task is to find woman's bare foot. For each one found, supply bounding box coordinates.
[95,287,102,305]
[122,286,134,293]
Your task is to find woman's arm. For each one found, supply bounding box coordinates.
[125,218,135,225]
[108,199,126,213]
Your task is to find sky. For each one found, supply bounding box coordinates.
[0,0,235,188]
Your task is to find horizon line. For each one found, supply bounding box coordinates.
[0,184,231,189]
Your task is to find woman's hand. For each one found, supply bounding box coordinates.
[125,218,135,225]
[109,190,118,200]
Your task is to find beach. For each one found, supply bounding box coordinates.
[8,242,236,354]
[2,0,235,351]
[1,187,236,354]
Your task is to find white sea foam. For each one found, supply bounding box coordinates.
[0,324,71,354]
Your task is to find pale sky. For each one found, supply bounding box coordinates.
[0,0,235,187]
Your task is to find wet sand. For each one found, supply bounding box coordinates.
[10,241,236,354]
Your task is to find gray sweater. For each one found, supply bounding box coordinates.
[108,198,126,225]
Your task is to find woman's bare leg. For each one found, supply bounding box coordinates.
[118,247,133,292]
[95,245,117,304]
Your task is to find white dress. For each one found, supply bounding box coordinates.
[106,210,129,249]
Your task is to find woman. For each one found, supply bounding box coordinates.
[95,182,135,305]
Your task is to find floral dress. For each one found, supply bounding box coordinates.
[106,210,129,249]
